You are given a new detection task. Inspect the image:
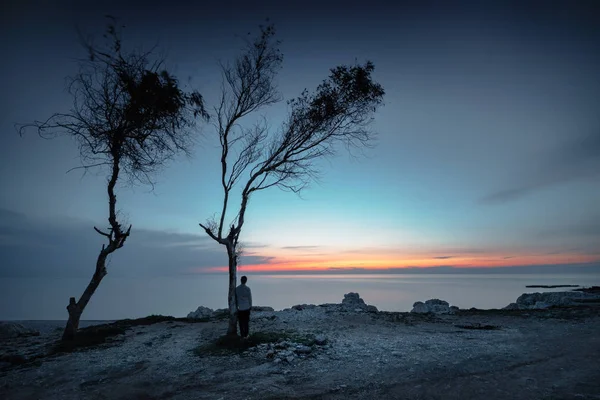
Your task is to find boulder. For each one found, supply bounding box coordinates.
[294,345,312,354]
[504,291,600,310]
[366,305,379,313]
[411,299,457,314]
[0,322,39,339]
[315,335,328,345]
[411,301,428,313]
[342,292,366,307]
[187,306,213,319]
[341,292,378,313]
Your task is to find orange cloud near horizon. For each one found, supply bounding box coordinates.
[197,249,599,273]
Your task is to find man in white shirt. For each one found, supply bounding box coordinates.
[235,275,252,338]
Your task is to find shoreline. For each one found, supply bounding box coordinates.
[2,290,600,399]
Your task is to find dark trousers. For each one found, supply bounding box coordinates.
[237,309,250,337]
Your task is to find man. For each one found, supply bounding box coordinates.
[235,275,252,338]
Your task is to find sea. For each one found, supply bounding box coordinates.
[2,272,600,321]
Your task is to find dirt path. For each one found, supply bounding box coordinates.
[1,307,599,400]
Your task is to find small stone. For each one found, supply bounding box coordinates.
[315,335,327,345]
[273,358,282,364]
[286,355,295,363]
[295,345,312,354]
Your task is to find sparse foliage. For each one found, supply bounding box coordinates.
[18,16,208,341]
[199,23,385,335]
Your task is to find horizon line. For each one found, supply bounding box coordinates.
[193,263,600,275]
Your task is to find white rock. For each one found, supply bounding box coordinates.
[509,291,600,310]
[187,306,213,319]
[411,299,457,314]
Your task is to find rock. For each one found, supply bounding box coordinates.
[315,335,327,345]
[506,291,600,310]
[275,341,289,350]
[411,299,457,314]
[411,302,429,313]
[342,292,366,307]
[341,292,379,313]
[278,350,291,358]
[427,299,449,306]
[286,355,295,363]
[266,350,275,359]
[273,358,282,364]
[366,305,379,313]
[0,323,39,339]
[292,304,317,311]
[187,306,213,319]
[533,302,551,310]
[252,306,275,312]
[294,345,312,354]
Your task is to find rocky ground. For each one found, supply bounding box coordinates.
[1,292,600,400]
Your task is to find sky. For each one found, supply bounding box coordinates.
[1,0,600,282]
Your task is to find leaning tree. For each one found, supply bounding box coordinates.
[198,24,385,335]
[19,18,208,341]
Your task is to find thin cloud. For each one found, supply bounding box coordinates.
[283,264,600,275]
[539,218,600,239]
[281,245,322,250]
[433,256,454,259]
[242,242,270,249]
[481,132,600,204]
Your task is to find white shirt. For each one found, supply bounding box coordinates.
[235,283,252,311]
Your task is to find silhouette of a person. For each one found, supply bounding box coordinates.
[235,275,252,338]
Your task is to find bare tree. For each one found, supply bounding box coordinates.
[18,17,208,341]
[199,24,385,335]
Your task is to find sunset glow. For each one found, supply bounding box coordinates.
[201,248,599,273]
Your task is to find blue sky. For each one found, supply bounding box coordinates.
[1,0,599,277]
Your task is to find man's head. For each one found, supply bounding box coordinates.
[241,276,248,284]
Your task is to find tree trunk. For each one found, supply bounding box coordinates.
[226,244,238,336]
[62,251,109,341]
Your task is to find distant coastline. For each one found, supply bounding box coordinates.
[526,284,580,288]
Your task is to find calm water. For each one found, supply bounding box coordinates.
[2,273,599,320]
